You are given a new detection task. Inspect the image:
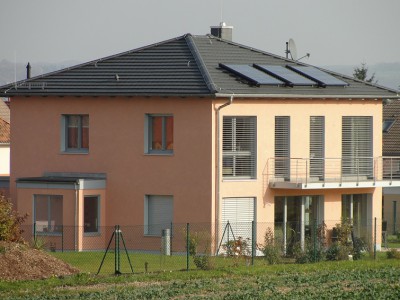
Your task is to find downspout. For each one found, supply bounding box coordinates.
[74,181,79,251]
[215,95,234,235]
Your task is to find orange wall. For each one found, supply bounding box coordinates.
[217,98,383,225]
[11,96,214,226]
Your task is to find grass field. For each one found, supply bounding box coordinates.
[1,254,400,299]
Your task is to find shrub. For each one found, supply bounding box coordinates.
[386,248,400,259]
[186,231,215,270]
[259,227,281,265]
[0,195,28,242]
[326,242,352,261]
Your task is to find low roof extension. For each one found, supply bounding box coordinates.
[1,34,398,99]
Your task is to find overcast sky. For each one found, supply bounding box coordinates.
[1,0,399,67]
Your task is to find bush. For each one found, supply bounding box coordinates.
[259,227,281,265]
[386,248,400,259]
[186,231,215,270]
[326,242,352,261]
[0,195,28,242]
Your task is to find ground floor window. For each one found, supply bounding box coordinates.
[220,197,255,254]
[84,196,100,233]
[33,195,63,234]
[274,195,323,251]
[144,195,173,236]
[342,194,370,239]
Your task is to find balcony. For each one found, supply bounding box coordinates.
[265,157,400,189]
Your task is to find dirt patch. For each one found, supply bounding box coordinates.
[0,242,79,281]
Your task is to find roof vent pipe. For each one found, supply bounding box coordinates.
[210,22,233,41]
[26,62,31,79]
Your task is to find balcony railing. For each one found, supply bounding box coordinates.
[265,156,400,187]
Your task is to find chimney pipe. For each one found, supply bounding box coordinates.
[26,62,31,79]
[210,22,233,41]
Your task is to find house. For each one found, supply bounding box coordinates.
[1,25,399,251]
[0,98,10,196]
[382,99,400,235]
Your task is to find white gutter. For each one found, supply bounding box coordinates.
[215,93,400,99]
[215,95,234,232]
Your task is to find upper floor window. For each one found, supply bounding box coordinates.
[223,116,256,179]
[145,115,173,154]
[62,115,89,153]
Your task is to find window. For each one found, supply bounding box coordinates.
[310,116,325,179]
[342,116,373,177]
[33,195,63,234]
[223,116,256,179]
[342,194,370,239]
[144,195,173,236]
[275,116,290,180]
[145,115,173,154]
[62,115,89,152]
[84,196,100,233]
[383,119,395,133]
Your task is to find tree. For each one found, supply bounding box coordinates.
[353,62,376,83]
[0,195,27,242]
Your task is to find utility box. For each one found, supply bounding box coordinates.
[161,228,171,256]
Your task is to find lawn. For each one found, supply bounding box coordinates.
[1,255,400,299]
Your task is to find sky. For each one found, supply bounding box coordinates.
[0,0,399,67]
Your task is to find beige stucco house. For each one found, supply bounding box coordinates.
[1,28,399,251]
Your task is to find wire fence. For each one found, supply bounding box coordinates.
[19,219,393,274]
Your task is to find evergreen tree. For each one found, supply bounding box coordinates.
[353,62,376,83]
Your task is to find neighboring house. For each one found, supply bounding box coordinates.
[1,27,399,251]
[382,99,400,234]
[0,98,10,196]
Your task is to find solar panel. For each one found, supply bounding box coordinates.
[219,64,284,86]
[254,64,316,86]
[287,65,349,87]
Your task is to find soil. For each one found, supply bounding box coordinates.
[0,242,79,281]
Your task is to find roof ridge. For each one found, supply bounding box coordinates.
[185,34,217,93]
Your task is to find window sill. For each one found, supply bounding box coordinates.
[35,232,62,236]
[84,232,101,237]
[144,152,174,156]
[222,178,257,182]
[60,151,89,155]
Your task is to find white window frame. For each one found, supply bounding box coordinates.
[144,114,174,155]
[222,116,257,179]
[61,114,89,153]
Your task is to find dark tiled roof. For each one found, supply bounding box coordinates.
[1,34,398,99]
[383,100,400,156]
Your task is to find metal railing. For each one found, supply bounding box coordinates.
[265,156,400,186]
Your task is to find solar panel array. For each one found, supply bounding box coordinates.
[287,65,349,87]
[219,64,284,86]
[220,63,349,88]
[254,64,316,86]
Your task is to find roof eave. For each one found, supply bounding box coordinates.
[215,93,400,100]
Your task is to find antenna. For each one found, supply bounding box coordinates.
[220,0,223,22]
[285,39,310,61]
[288,38,297,60]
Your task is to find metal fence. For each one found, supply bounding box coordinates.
[19,219,389,274]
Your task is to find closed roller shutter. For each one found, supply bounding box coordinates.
[221,197,255,247]
[146,195,173,236]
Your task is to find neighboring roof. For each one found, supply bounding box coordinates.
[0,34,398,99]
[383,100,400,156]
[0,99,10,123]
[0,118,10,144]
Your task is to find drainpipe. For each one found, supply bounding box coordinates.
[215,95,234,240]
[74,182,79,251]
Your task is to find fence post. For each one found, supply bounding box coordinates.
[313,219,317,262]
[251,221,255,266]
[374,218,377,260]
[33,222,36,243]
[62,225,64,252]
[186,223,190,271]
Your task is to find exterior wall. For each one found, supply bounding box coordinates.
[217,98,383,245]
[383,192,400,234]
[11,96,214,229]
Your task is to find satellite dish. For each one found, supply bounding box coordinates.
[288,38,297,60]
